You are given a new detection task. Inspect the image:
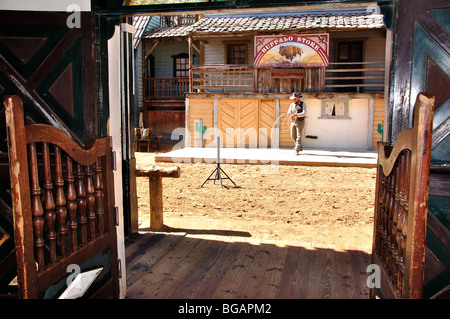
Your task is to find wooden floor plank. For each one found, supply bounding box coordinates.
[125,232,166,263]
[258,242,290,299]
[126,233,185,288]
[146,236,215,298]
[275,243,312,298]
[347,247,372,298]
[188,238,249,299]
[306,244,338,299]
[125,233,372,299]
[234,243,277,298]
[334,247,358,299]
[211,239,261,299]
[125,235,202,299]
[168,236,231,299]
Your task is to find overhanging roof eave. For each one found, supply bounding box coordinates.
[189,25,386,38]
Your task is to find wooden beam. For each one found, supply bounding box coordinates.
[271,68,305,79]
[326,68,385,73]
[186,92,385,99]
[188,36,193,93]
[145,41,159,59]
[136,166,181,178]
[192,42,201,54]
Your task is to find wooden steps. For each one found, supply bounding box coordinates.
[125,232,372,299]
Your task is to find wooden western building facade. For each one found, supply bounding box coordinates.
[140,8,388,150]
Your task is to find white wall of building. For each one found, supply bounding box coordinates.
[302,98,370,150]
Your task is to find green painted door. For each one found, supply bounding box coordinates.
[389,0,449,299]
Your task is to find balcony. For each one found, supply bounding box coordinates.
[143,62,385,100]
[191,64,254,93]
[144,77,189,101]
[191,63,385,94]
[324,61,386,93]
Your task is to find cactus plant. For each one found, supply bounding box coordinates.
[195,119,207,140]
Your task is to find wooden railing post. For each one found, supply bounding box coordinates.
[188,36,193,93]
[136,166,180,230]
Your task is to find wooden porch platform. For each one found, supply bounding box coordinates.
[125,232,372,299]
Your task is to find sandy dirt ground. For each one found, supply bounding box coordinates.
[135,148,377,249]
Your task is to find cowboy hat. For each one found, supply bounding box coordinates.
[289,92,303,99]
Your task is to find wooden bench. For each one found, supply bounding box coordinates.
[135,165,180,230]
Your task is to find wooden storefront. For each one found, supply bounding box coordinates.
[176,11,387,150]
[186,93,384,150]
[139,10,388,150]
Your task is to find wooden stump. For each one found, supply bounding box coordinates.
[136,165,180,230]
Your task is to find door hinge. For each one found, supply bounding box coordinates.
[115,206,119,226]
[112,151,117,171]
[117,258,122,279]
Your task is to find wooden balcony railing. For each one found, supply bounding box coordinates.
[144,77,189,100]
[191,64,254,92]
[325,61,385,92]
[143,62,385,99]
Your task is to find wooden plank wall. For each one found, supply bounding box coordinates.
[258,99,276,148]
[219,99,258,148]
[372,98,384,149]
[188,97,293,148]
[188,98,214,147]
[136,42,144,125]
[279,99,293,148]
[188,98,280,148]
[145,110,185,134]
[254,68,325,93]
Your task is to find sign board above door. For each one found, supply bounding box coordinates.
[254,34,329,68]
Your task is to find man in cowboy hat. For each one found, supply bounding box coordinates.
[287,92,307,155]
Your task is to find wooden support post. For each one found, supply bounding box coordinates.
[136,166,180,230]
[188,36,193,93]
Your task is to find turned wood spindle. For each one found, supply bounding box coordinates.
[42,143,57,264]
[75,163,88,246]
[65,156,78,252]
[94,159,105,235]
[85,164,96,240]
[28,143,45,270]
[54,146,68,257]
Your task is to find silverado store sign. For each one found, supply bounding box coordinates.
[254,34,329,67]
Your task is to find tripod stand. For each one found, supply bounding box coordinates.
[200,136,236,189]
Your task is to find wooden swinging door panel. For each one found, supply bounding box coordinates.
[371,93,434,299]
[5,96,119,299]
[390,0,450,299]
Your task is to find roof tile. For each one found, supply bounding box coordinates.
[142,13,385,39]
